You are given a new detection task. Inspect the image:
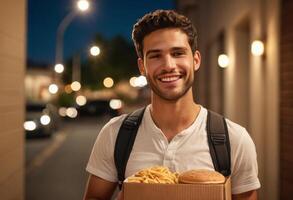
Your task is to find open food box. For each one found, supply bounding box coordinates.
[123,176,231,200]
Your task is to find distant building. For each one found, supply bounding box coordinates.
[176,0,292,199]
[26,60,55,102]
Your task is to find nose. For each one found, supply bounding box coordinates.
[162,55,175,71]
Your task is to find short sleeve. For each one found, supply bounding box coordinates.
[227,120,261,194]
[86,115,126,182]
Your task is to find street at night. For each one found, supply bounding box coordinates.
[0,0,292,199]
[25,116,110,200]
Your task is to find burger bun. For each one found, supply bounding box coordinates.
[178,169,225,184]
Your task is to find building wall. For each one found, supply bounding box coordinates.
[0,0,26,199]
[176,0,280,199]
[280,0,293,199]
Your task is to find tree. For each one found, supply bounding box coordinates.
[80,34,139,89]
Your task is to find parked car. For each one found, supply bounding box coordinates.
[77,99,120,117]
[24,102,60,138]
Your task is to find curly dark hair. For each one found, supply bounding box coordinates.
[132,10,198,58]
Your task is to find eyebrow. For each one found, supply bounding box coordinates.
[145,47,188,57]
[171,47,188,52]
[145,49,161,57]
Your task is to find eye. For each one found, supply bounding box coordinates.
[148,54,161,59]
[172,51,186,57]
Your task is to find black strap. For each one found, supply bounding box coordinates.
[207,110,231,176]
[114,107,146,190]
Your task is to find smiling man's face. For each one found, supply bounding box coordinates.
[138,28,201,101]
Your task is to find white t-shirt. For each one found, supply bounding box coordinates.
[86,105,260,194]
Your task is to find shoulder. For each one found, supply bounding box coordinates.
[203,107,249,141]
[203,107,251,144]
[103,114,128,133]
[224,118,256,161]
[224,118,254,149]
[86,114,128,181]
[94,114,128,146]
[223,119,260,194]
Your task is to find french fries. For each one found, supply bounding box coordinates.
[126,166,179,184]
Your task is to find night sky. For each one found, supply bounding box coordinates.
[27,0,175,65]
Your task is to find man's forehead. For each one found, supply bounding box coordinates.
[142,28,190,53]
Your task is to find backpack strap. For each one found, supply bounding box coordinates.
[207,110,231,176]
[114,107,146,190]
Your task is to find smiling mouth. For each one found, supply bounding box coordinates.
[158,75,182,83]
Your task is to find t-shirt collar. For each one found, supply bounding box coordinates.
[143,104,206,137]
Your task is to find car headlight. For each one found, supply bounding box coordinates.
[40,115,51,125]
[24,121,37,131]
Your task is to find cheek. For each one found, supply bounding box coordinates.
[145,61,160,74]
[176,59,194,70]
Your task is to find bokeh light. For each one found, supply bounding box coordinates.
[103,77,114,88]
[77,0,89,11]
[76,95,87,106]
[109,99,122,110]
[90,46,100,56]
[54,64,64,73]
[251,40,264,56]
[40,115,51,125]
[71,81,81,91]
[66,107,78,118]
[218,54,229,68]
[48,84,58,94]
[58,107,67,117]
[24,121,36,131]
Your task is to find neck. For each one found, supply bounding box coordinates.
[150,90,201,141]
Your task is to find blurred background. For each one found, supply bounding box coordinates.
[0,0,292,199]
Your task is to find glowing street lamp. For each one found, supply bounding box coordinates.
[55,0,91,66]
[54,63,64,73]
[77,0,90,11]
[90,46,101,56]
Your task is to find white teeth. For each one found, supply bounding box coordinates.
[161,76,179,82]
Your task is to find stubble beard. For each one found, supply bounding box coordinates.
[146,71,194,102]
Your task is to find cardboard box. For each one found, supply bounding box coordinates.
[123,177,231,200]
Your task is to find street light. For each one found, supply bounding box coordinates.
[77,0,90,11]
[54,63,64,73]
[55,0,90,68]
[90,45,101,56]
[71,45,101,92]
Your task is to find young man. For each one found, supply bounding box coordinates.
[83,10,260,200]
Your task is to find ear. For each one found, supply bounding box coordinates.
[137,58,146,76]
[193,50,201,71]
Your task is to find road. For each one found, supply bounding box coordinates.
[25,116,111,200]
